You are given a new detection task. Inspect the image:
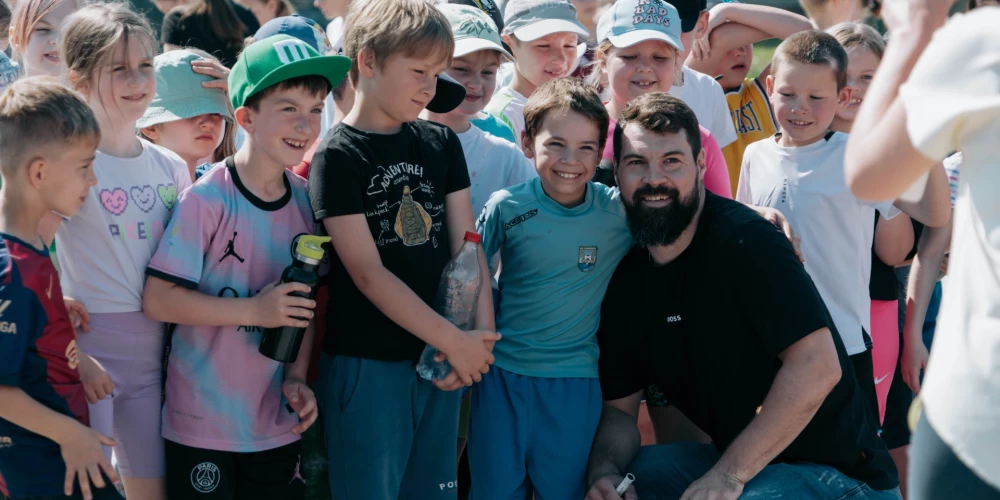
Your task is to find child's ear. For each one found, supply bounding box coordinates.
[502,34,515,49]
[837,85,852,110]
[521,132,534,159]
[694,11,710,38]
[765,74,774,96]
[235,106,253,131]
[357,48,377,78]
[27,157,47,190]
[140,126,160,141]
[8,26,17,52]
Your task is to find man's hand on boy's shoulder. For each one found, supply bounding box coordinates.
[54,420,119,500]
[433,329,502,390]
[282,377,318,436]
[251,281,316,329]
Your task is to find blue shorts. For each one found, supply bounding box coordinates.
[318,354,461,499]
[468,366,601,500]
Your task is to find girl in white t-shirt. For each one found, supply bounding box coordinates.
[56,5,191,500]
[828,22,912,427]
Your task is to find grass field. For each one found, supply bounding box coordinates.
[749,38,781,79]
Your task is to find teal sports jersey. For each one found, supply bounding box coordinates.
[477,178,632,378]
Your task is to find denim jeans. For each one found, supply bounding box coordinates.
[628,442,902,500]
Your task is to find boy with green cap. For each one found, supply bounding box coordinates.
[142,34,350,499]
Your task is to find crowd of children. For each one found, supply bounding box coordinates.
[0,0,991,498]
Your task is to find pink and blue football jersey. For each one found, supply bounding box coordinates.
[147,160,315,452]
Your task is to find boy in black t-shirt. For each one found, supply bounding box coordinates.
[306,0,499,498]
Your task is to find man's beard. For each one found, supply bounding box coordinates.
[623,178,701,248]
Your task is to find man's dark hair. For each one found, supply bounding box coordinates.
[771,30,849,91]
[523,77,609,152]
[244,75,332,111]
[613,92,701,168]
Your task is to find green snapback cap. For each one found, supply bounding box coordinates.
[228,34,351,109]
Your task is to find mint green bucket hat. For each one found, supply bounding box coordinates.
[138,49,234,129]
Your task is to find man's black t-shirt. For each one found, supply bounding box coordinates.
[160,3,259,68]
[308,121,472,362]
[598,193,899,491]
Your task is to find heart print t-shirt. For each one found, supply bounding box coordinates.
[56,139,191,313]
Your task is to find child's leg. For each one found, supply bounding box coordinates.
[88,313,166,498]
[164,440,236,499]
[74,314,120,464]
[870,300,900,424]
[398,378,462,498]
[232,441,305,499]
[467,367,532,500]
[526,377,602,500]
[318,354,422,499]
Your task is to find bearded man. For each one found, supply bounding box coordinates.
[584,93,900,500]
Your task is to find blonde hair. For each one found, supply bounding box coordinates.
[10,0,79,55]
[62,3,157,97]
[139,47,236,163]
[586,40,683,96]
[827,22,884,59]
[0,77,100,176]
[343,0,454,85]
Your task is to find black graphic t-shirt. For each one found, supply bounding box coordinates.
[309,121,472,361]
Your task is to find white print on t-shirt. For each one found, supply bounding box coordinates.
[365,161,443,249]
[101,183,178,241]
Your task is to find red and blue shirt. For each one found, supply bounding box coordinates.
[0,233,88,498]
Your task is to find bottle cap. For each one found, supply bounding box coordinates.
[464,231,481,244]
[295,235,332,261]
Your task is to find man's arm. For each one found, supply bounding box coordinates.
[889,163,951,228]
[586,391,643,500]
[902,220,951,392]
[682,328,841,499]
[322,215,498,386]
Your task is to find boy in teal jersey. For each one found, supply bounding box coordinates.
[471,77,632,499]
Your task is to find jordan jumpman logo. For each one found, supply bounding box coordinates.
[219,232,245,263]
[290,455,306,484]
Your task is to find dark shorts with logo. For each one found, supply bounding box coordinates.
[164,439,304,499]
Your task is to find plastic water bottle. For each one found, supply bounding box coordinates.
[417,231,483,381]
[259,235,330,363]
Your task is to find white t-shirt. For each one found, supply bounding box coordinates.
[56,140,191,313]
[458,125,536,217]
[487,87,529,149]
[898,10,1000,488]
[736,132,896,355]
[670,65,738,149]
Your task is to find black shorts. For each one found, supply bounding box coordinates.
[5,475,123,500]
[850,349,880,429]
[881,329,914,449]
[165,439,304,500]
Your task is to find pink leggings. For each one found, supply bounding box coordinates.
[870,300,899,424]
[77,312,165,478]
